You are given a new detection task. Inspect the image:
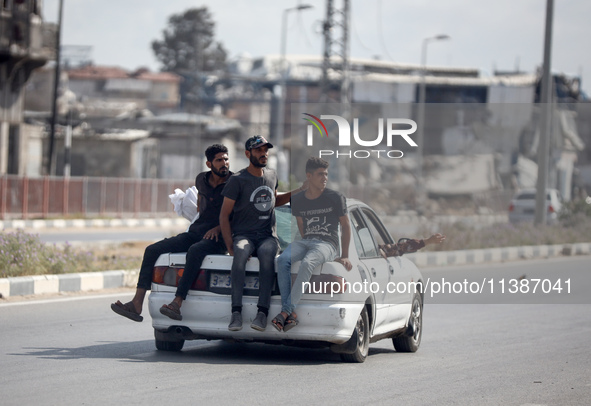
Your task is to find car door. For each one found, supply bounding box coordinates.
[358,207,412,326]
[349,207,392,336]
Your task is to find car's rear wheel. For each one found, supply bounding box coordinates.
[340,307,369,363]
[393,292,422,352]
[154,329,185,352]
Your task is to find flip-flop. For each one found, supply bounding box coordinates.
[111,301,143,322]
[159,302,182,321]
[283,314,299,332]
[271,312,286,332]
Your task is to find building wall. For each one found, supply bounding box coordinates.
[1,0,51,175]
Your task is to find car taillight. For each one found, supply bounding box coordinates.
[153,266,208,290]
[191,270,208,291]
[152,266,168,284]
[508,203,514,212]
[152,266,183,287]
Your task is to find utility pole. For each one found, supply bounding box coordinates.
[320,0,350,104]
[534,0,554,226]
[47,0,64,176]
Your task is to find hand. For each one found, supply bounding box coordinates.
[204,227,220,241]
[296,180,309,194]
[335,257,352,271]
[227,246,234,257]
[379,243,399,257]
[425,233,445,246]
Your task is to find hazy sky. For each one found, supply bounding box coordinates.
[43,0,590,94]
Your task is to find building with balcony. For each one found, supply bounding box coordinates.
[1,0,52,175]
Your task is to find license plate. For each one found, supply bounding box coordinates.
[209,273,260,289]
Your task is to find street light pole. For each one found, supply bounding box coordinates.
[48,0,64,176]
[534,0,554,226]
[276,4,313,182]
[416,34,449,208]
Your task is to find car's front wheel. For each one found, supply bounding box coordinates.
[340,307,369,363]
[154,329,185,352]
[393,292,422,352]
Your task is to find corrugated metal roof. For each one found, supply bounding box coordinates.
[67,65,181,83]
[354,72,538,87]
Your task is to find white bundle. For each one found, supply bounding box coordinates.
[169,186,199,223]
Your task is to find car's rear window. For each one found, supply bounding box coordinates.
[276,205,299,251]
[516,193,551,200]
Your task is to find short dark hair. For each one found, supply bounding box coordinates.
[205,144,228,162]
[305,157,329,173]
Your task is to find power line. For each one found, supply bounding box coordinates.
[376,0,395,61]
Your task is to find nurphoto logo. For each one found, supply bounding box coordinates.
[303,113,418,159]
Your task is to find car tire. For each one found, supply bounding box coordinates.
[340,307,369,363]
[393,292,422,352]
[154,330,185,352]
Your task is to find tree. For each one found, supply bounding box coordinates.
[152,7,227,74]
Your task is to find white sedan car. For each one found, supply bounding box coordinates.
[508,188,563,224]
[148,199,425,363]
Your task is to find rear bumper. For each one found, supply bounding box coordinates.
[148,288,364,344]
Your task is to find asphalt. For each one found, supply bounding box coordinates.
[1,217,590,299]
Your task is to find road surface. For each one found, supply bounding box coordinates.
[1,256,590,405]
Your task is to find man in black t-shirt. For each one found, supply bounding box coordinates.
[111,144,231,322]
[220,135,305,332]
[272,157,353,332]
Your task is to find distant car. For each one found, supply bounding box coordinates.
[148,199,425,363]
[508,188,563,224]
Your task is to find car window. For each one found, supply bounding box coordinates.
[349,208,379,258]
[359,207,393,246]
[349,210,366,257]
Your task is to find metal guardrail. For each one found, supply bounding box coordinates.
[0,175,193,220]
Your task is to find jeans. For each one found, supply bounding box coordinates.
[136,226,225,293]
[230,235,279,311]
[276,239,337,314]
[175,237,226,300]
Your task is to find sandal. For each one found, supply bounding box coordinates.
[160,301,182,321]
[271,312,288,332]
[283,313,299,332]
[111,300,143,322]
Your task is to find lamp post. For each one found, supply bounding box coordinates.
[48,0,64,176]
[534,0,554,226]
[276,4,313,182]
[416,34,450,208]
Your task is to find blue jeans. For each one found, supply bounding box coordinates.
[276,239,337,314]
[230,235,279,311]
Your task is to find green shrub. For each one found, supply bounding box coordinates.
[418,212,591,252]
[0,230,140,278]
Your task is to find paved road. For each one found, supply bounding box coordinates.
[1,257,590,405]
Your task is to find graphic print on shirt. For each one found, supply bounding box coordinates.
[250,185,275,218]
[304,208,333,237]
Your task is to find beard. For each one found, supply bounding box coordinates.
[211,166,229,177]
[249,153,267,168]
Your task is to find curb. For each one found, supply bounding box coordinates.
[0,270,139,299]
[0,218,188,230]
[405,242,591,267]
[2,242,591,299]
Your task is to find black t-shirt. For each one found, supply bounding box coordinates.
[221,168,278,239]
[291,188,347,250]
[188,170,232,234]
